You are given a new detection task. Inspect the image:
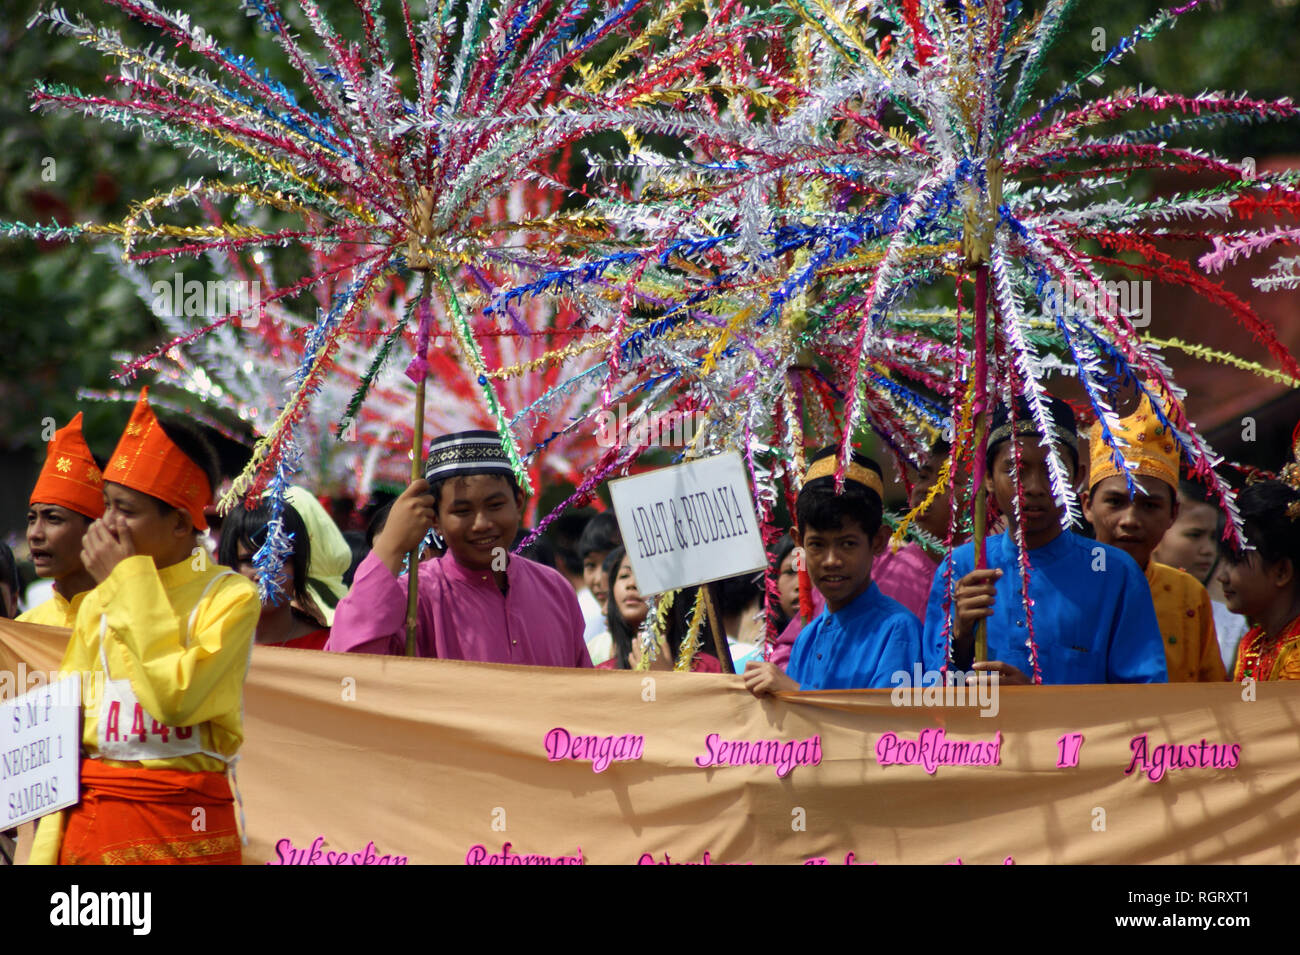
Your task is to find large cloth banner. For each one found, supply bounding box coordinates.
[4,619,1299,864]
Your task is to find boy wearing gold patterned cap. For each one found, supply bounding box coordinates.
[20,414,104,628]
[744,446,921,696]
[1083,396,1227,683]
[28,388,260,865]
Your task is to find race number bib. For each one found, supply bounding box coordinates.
[96,680,204,761]
[93,570,237,762]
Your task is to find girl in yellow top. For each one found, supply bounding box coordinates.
[29,389,259,865]
[1220,479,1300,682]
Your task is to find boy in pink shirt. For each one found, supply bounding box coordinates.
[328,431,590,667]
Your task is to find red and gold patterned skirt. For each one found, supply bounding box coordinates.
[58,760,241,865]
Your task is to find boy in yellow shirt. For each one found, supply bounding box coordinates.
[29,389,260,864]
[1082,396,1226,683]
[18,413,104,628]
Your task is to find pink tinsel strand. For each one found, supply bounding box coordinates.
[1012,142,1244,182]
[74,79,403,216]
[1199,227,1300,274]
[518,442,645,550]
[1004,375,1043,686]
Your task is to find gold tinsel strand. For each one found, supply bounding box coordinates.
[891,376,975,548]
[1141,335,1300,388]
[674,589,708,672]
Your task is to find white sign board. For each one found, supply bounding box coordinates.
[608,453,767,596]
[2,672,81,828]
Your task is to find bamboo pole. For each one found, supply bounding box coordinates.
[970,264,990,664]
[405,375,426,657]
[963,159,1000,666]
[405,188,436,658]
[702,583,734,674]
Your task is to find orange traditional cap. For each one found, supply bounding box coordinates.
[1088,394,1179,494]
[103,388,211,531]
[29,413,105,520]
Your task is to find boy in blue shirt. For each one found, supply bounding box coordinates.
[921,395,1167,685]
[744,447,922,695]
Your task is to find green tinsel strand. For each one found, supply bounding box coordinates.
[336,273,424,436]
[436,264,535,494]
[883,508,959,555]
[434,126,537,234]
[1002,0,1081,139]
[890,315,1064,352]
[1068,173,1300,228]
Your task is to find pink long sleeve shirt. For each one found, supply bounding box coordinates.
[326,550,592,667]
[871,541,938,622]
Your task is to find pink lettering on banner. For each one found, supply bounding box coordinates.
[544,727,644,773]
[636,851,751,865]
[874,728,1002,774]
[1055,732,1085,768]
[947,856,1016,865]
[804,852,1012,865]
[804,852,866,865]
[692,733,822,778]
[1123,733,1242,783]
[267,836,407,865]
[465,842,584,865]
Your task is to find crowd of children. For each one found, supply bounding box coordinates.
[8,385,1300,866]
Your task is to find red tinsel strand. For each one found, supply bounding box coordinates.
[30,86,382,206]
[1231,193,1300,220]
[900,0,937,67]
[1085,233,1300,379]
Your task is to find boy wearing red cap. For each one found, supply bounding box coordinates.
[29,389,259,865]
[20,413,104,628]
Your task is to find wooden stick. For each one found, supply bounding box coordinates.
[702,583,734,674]
[961,161,1000,667]
[971,264,990,664]
[405,374,426,658]
[971,464,990,663]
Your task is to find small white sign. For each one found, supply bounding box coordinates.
[608,453,767,596]
[1,672,81,828]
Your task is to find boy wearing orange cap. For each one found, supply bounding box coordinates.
[28,389,260,865]
[19,414,104,628]
[1082,397,1227,683]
